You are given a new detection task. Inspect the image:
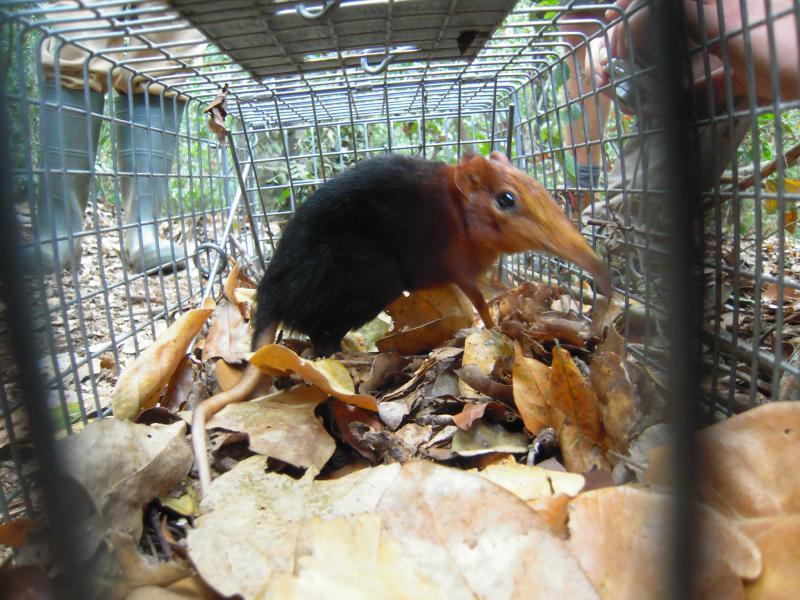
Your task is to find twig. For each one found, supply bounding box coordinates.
[736,141,800,192]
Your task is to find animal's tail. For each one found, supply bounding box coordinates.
[192,322,278,496]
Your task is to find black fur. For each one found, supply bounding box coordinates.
[253,155,456,355]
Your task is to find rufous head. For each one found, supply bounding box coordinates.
[451,152,612,296]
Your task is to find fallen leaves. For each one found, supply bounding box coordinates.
[112,300,214,420]
[187,459,599,600]
[207,385,335,472]
[20,278,800,598]
[249,344,377,411]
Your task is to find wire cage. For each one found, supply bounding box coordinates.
[1,0,798,537]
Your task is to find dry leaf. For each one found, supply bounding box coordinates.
[0,518,42,548]
[459,329,514,397]
[202,301,251,364]
[473,459,585,501]
[529,493,572,537]
[61,419,192,540]
[330,399,384,462]
[590,350,639,451]
[740,515,800,598]
[646,402,800,519]
[568,486,761,599]
[452,402,488,430]
[384,285,474,331]
[214,359,244,392]
[451,420,528,456]
[375,315,471,355]
[550,345,605,447]
[250,344,377,411]
[376,285,474,354]
[267,514,447,599]
[188,459,598,599]
[207,385,335,472]
[112,301,214,420]
[528,315,594,347]
[162,357,194,413]
[454,365,513,402]
[512,342,551,435]
[360,352,410,395]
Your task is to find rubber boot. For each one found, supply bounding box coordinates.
[115,94,186,273]
[33,80,104,271]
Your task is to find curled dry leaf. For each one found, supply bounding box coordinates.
[590,350,639,451]
[161,357,195,413]
[376,315,472,355]
[567,486,761,600]
[452,420,528,457]
[204,84,229,144]
[528,315,594,347]
[512,342,551,435]
[96,530,191,599]
[61,419,193,541]
[646,402,800,519]
[454,365,513,403]
[250,344,377,411]
[383,285,474,331]
[207,385,335,472]
[0,518,43,549]
[214,359,244,392]
[202,300,251,364]
[740,515,800,598]
[330,399,385,462]
[549,345,605,447]
[376,285,474,354]
[360,352,410,395]
[112,300,214,420]
[460,329,514,397]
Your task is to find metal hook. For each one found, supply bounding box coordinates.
[360,53,394,75]
[193,242,229,279]
[296,0,342,20]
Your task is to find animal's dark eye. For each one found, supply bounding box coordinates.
[495,191,516,210]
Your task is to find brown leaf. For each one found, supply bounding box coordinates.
[529,493,571,537]
[512,342,552,435]
[590,350,639,451]
[452,420,528,456]
[376,315,472,355]
[568,487,760,599]
[549,345,604,447]
[207,385,334,472]
[202,301,251,364]
[527,315,594,347]
[646,402,800,519]
[384,285,474,331]
[214,359,244,392]
[740,515,800,598]
[0,518,43,548]
[360,352,410,395]
[61,420,193,541]
[330,399,384,461]
[460,329,514,397]
[454,365,513,403]
[590,295,622,339]
[250,344,377,411]
[112,300,214,420]
[452,402,488,430]
[558,424,611,474]
[162,357,195,413]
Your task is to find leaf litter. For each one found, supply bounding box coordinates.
[7,266,800,599]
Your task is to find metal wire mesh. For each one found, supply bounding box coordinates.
[1,0,798,527]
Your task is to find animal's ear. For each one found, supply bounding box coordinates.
[489,151,511,165]
[453,154,495,197]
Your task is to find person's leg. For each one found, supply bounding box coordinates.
[112,2,207,273]
[559,4,612,192]
[34,0,118,270]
